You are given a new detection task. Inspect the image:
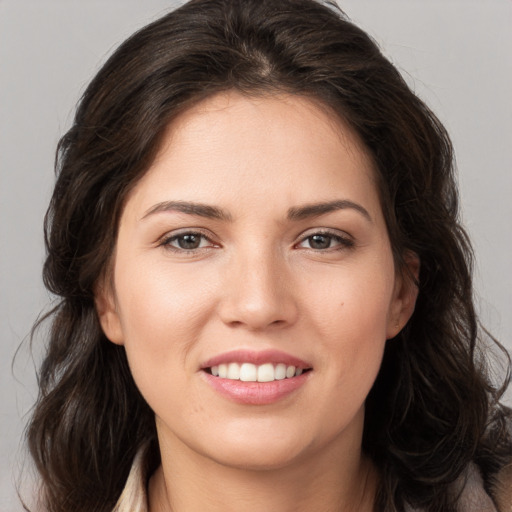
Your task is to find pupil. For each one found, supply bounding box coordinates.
[178,234,200,249]
[310,234,330,249]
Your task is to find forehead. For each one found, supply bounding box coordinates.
[124,91,381,221]
[159,91,371,167]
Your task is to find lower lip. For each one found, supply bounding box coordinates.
[202,371,310,405]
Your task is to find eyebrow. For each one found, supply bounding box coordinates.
[142,201,233,221]
[141,199,371,223]
[287,200,372,222]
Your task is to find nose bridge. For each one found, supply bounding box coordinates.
[219,240,297,330]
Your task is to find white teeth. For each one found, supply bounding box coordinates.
[209,362,308,382]
[218,364,228,378]
[227,362,240,380]
[239,363,257,382]
[275,363,287,380]
[257,363,275,382]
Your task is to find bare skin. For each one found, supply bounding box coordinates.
[148,407,380,512]
[97,91,418,512]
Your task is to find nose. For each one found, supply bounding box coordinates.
[218,247,299,331]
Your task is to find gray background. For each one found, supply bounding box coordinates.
[1,1,511,509]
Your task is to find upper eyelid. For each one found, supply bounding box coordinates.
[296,227,353,241]
[159,227,217,242]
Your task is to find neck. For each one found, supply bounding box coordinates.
[149,419,378,512]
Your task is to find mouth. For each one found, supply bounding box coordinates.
[201,350,312,404]
[201,355,312,405]
[204,362,312,382]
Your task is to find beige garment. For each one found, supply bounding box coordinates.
[112,447,507,512]
[455,463,499,512]
[112,447,149,512]
[407,463,498,512]
[491,463,512,512]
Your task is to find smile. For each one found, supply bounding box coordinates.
[201,350,313,404]
[209,362,307,382]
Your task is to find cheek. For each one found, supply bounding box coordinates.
[116,255,212,335]
[305,259,395,336]
[305,261,394,386]
[112,265,211,426]
[112,255,220,388]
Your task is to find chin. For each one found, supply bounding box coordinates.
[196,421,312,471]
[207,441,306,472]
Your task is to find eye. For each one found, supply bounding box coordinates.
[297,231,354,251]
[160,231,217,252]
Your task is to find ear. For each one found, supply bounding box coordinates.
[386,251,420,339]
[95,280,125,345]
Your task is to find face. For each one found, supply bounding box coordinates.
[97,92,417,471]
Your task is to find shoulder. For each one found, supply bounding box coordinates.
[455,463,500,512]
[490,463,512,512]
[406,463,510,512]
[112,446,149,512]
[449,462,512,512]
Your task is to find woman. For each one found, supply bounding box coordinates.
[27,0,511,511]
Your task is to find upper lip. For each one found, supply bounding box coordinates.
[201,349,312,370]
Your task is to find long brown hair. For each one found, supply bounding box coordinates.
[27,1,511,511]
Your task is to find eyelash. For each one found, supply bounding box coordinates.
[158,229,354,254]
[159,230,218,253]
[295,230,354,251]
